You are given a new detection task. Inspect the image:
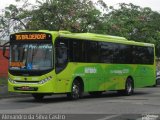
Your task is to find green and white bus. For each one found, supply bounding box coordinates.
[4,30,156,100]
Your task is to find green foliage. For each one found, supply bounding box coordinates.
[103,3,160,56]
[1,0,160,56]
[28,0,103,32]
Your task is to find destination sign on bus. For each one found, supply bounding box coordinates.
[10,32,52,41]
[10,62,24,67]
[16,34,46,40]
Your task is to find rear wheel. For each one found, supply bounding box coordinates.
[125,78,134,95]
[67,80,83,100]
[117,78,134,96]
[153,79,157,87]
[32,93,44,101]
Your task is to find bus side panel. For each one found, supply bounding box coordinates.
[55,63,92,93]
[133,65,156,88]
[55,63,155,93]
[62,63,105,93]
[64,63,128,92]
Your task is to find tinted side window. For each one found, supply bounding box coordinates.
[146,47,154,64]
[141,47,154,64]
[113,44,132,64]
[132,46,154,64]
[132,46,141,64]
[70,40,85,62]
[86,41,99,63]
[100,42,114,63]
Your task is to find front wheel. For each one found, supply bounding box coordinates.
[67,80,82,100]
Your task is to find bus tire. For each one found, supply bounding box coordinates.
[124,78,134,95]
[67,80,82,100]
[32,93,44,101]
[153,80,157,87]
[118,78,134,96]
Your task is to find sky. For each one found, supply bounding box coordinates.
[0,0,160,12]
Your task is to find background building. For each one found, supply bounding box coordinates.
[0,40,9,78]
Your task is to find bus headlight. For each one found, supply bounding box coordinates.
[38,76,52,84]
[8,78,16,84]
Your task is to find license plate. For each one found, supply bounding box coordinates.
[14,86,38,91]
[21,86,30,90]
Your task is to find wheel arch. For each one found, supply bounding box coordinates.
[72,76,84,92]
[67,76,84,100]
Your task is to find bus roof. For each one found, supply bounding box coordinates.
[58,31,127,41]
[57,31,154,47]
[12,30,154,47]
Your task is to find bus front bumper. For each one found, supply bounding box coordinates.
[8,80,55,93]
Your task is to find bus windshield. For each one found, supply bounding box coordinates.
[10,44,53,70]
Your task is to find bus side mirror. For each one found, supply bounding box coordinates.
[2,42,10,59]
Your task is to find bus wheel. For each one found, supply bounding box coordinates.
[124,78,134,96]
[67,80,82,100]
[118,78,134,96]
[32,93,44,101]
[153,80,157,87]
[89,91,102,97]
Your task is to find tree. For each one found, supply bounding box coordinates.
[103,3,160,56]
[0,0,32,40]
[27,0,108,32]
[0,0,108,35]
[1,1,160,57]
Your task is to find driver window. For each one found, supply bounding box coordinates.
[55,39,68,73]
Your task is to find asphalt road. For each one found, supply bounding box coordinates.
[0,86,160,120]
